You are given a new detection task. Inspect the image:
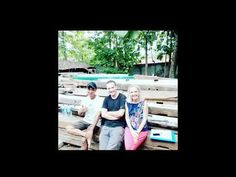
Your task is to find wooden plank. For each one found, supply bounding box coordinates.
[58,81,75,85]
[140,144,170,150]
[147,100,177,105]
[58,95,178,117]
[58,127,177,150]
[58,139,64,149]
[147,114,178,129]
[148,102,178,117]
[58,112,178,130]
[58,114,82,128]
[148,122,177,131]
[62,84,78,89]
[59,90,177,103]
[134,75,177,81]
[58,77,74,82]
[59,79,177,91]
[73,88,110,97]
[72,88,177,100]
[144,130,178,150]
[134,75,159,80]
[59,144,81,150]
[58,94,83,105]
[59,128,99,150]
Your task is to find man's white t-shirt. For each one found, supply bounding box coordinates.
[81,95,104,127]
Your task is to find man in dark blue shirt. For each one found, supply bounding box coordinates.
[99,80,126,150]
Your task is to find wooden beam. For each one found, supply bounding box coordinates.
[58,139,64,149]
[58,95,178,118]
[148,102,178,117]
[58,127,178,150]
[59,144,81,150]
[147,114,178,129]
[58,91,177,104]
[59,128,99,150]
[59,79,177,91]
[58,94,83,105]
[144,130,178,150]
[58,114,82,128]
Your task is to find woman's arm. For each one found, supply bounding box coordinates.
[125,103,138,140]
[136,100,148,133]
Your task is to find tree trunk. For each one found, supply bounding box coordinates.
[115,36,118,69]
[165,31,170,77]
[164,54,167,77]
[168,31,173,78]
[145,35,148,75]
[176,65,178,78]
[169,57,174,78]
[169,31,177,78]
[61,31,67,60]
[173,32,178,78]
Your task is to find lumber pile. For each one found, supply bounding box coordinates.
[58,74,178,150]
[58,114,178,150]
[58,74,177,91]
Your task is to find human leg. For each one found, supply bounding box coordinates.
[99,126,110,150]
[124,127,135,150]
[66,120,89,137]
[124,128,148,150]
[66,120,90,150]
[81,137,88,150]
[85,126,100,149]
[106,126,124,150]
[135,131,148,149]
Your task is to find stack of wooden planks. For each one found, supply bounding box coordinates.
[58,74,178,150]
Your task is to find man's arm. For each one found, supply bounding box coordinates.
[89,111,101,129]
[106,109,125,118]
[105,94,126,119]
[76,105,87,117]
[101,108,120,120]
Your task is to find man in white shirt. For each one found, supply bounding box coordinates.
[66,82,103,150]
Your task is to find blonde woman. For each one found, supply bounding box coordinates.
[124,85,148,150]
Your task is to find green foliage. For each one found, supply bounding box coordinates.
[88,31,140,74]
[58,31,95,63]
[156,30,176,60]
[102,67,125,74]
[58,30,177,77]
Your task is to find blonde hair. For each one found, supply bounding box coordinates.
[127,85,143,103]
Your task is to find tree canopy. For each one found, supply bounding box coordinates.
[58,30,178,77]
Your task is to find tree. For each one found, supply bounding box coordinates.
[156,30,177,78]
[138,31,157,75]
[169,31,178,78]
[126,31,157,75]
[58,31,67,60]
[58,31,95,63]
[88,31,140,74]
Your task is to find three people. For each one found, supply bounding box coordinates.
[65,81,148,150]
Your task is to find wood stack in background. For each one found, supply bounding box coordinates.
[58,73,178,150]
